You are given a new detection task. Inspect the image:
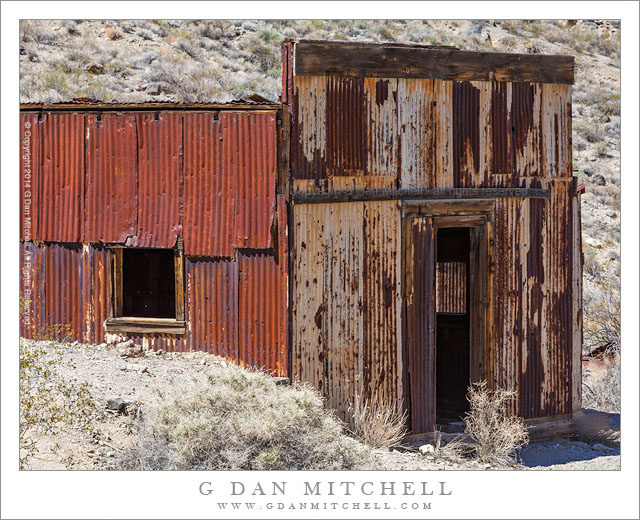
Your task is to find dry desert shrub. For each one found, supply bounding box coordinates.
[117,364,372,470]
[583,355,620,413]
[464,381,528,465]
[347,389,407,448]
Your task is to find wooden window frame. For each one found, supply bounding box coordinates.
[104,242,185,335]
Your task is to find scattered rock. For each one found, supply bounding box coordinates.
[273,377,290,386]
[106,397,126,411]
[419,444,435,455]
[116,340,144,358]
[125,363,148,373]
[220,361,227,368]
[592,173,606,186]
[155,349,165,356]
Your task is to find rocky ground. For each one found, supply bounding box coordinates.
[20,340,620,471]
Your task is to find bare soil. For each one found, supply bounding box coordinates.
[21,341,621,471]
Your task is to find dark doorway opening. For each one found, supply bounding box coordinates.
[122,248,176,318]
[435,227,471,424]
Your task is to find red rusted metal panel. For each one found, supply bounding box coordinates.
[85,114,138,243]
[20,114,40,241]
[326,76,367,177]
[185,257,238,360]
[40,113,85,242]
[42,243,87,341]
[20,242,45,339]
[237,195,288,376]
[129,113,182,248]
[233,113,277,249]
[183,113,235,257]
[453,81,480,187]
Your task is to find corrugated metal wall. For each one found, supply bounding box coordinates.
[289,53,578,423]
[291,77,572,192]
[20,109,287,375]
[292,200,402,421]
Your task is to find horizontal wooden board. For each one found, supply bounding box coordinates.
[294,41,574,85]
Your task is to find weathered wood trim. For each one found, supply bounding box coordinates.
[113,247,123,317]
[105,317,186,335]
[433,215,488,228]
[294,188,550,204]
[404,199,495,216]
[294,41,575,85]
[174,247,185,322]
[469,224,488,384]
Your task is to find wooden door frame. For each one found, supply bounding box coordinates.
[402,199,493,432]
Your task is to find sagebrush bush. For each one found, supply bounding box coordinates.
[464,381,528,465]
[117,364,372,470]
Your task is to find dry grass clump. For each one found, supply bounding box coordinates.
[463,381,528,465]
[117,364,372,470]
[105,26,123,41]
[347,389,407,448]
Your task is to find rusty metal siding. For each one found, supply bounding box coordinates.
[489,182,574,418]
[365,78,398,188]
[185,257,238,359]
[491,197,523,414]
[398,79,436,188]
[292,201,401,421]
[544,179,573,415]
[436,261,467,314]
[541,84,572,178]
[292,75,327,180]
[183,113,235,257]
[234,113,277,249]
[292,202,327,393]
[130,112,183,248]
[43,243,88,341]
[20,242,45,339]
[84,114,138,243]
[40,113,85,242]
[20,113,40,241]
[326,77,367,177]
[453,81,481,187]
[520,197,545,418]
[362,201,403,411]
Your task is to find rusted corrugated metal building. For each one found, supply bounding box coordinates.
[20,100,289,376]
[20,40,583,435]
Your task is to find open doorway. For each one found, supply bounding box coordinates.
[404,206,490,435]
[435,227,471,424]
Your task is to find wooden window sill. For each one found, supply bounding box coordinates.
[104,317,186,335]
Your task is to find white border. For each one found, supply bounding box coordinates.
[2,3,638,519]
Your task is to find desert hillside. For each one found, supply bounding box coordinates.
[19,19,621,358]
